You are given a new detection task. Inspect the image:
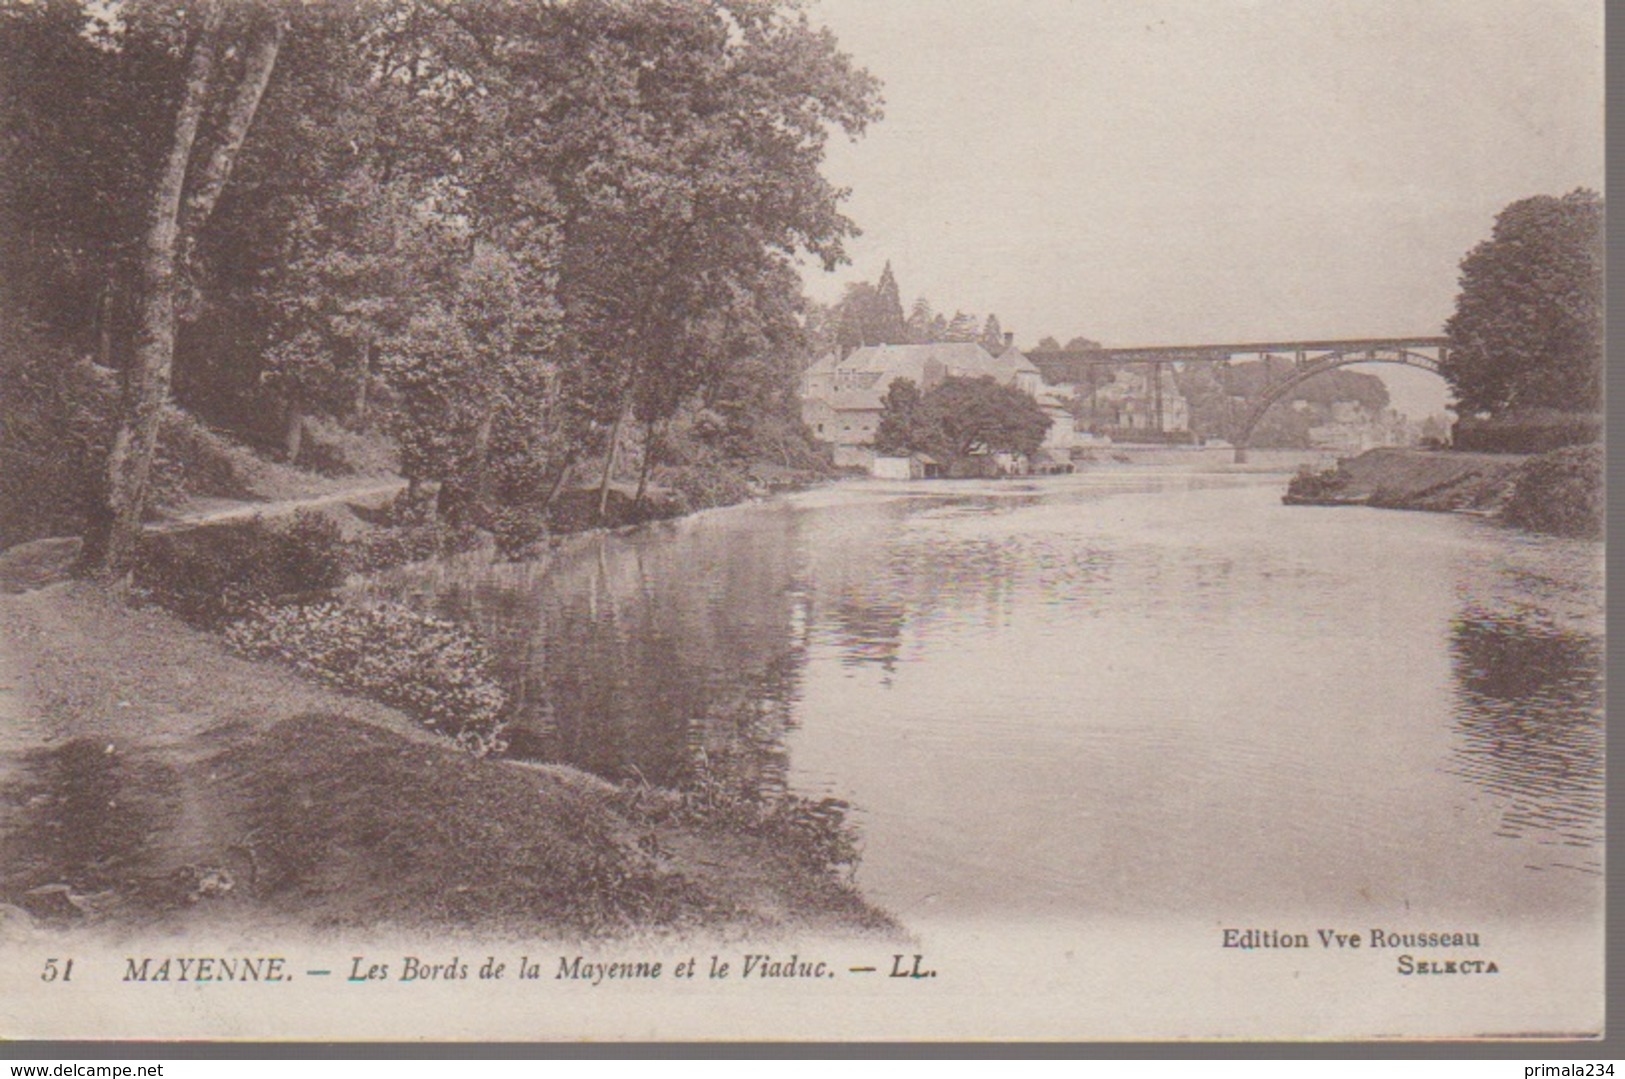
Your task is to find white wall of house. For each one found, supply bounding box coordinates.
[871,456,913,479]
[1043,407,1078,449]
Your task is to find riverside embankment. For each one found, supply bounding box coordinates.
[1283,445,1602,538]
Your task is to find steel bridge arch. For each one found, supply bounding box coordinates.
[1231,346,1446,463]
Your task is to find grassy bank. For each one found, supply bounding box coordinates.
[0,577,896,940]
[1284,445,1602,538]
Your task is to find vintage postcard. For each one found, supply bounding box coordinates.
[0,0,1604,1043]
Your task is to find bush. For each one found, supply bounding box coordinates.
[487,504,550,560]
[343,488,489,572]
[349,523,442,573]
[150,409,258,507]
[669,752,861,876]
[133,510,349,624]
[225,600,508,753]
[658,465,756,514]
[296,416,400,478]
[349,520,489,573]
[0,336,116,548]
[1503,444,1603,538]
[1452,411,1602,454]
[1284,465,1349,503]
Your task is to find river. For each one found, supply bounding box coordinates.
[358,463,1603,935]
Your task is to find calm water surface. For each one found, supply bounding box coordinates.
[359,468,1603,925]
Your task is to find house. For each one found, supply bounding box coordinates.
[801,387,886,448]
[1036,389,1078,449]
[1087,366,1190,436]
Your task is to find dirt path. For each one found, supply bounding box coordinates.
[146,477,407,533]
[0,479,410,593]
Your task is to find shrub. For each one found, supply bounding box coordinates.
[296,416,400,478]
[349,523,445,574]
[225,600,508,753]
[0,335,115,547]
[348,518,489,573]
[487,504,550,560]
[1503,444,1603,538]
[1452,411,1602,453]
[1284,465,1349,503]
[658,465,756,514]
[133,510,349,624]
[672,760,861,877]
[150,409,257,507]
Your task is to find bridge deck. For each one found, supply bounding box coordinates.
[1037,337,1448,366]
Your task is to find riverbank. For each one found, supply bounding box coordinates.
[1284,447,1523,511]
[1283,445,1603,538]
[0,571,898,941]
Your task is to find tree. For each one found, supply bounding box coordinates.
[7,0,881,548]
[519,0,879,518]
[384,241,556,522]
[906,298,937,342]
[833,282,882,349]
[1034,336,1062,352]
[833,272,908,350]
[872,378,920,455]
[67,0,288,573]
[873,262,907,345]
[944,310,978,342]
[4,0,376,572]
[1442,189,1604,416]
[189,2,488,447]
[911,376,1050,460]
[980,313,1004,351]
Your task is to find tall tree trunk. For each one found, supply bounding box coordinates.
[95,282,114,369]
[284,406,305,463]
[351,340,374,428]
[541,453,576,513]
[82,3,226,576]
[633,416,660,510]
[178,13,285,247]
[471,410,495,513]
[595,396,630,524]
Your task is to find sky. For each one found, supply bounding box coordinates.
[798,0,1604,418]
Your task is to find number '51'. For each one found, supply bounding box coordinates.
[41,958,73,982]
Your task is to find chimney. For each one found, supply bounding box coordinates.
[1003,332,1014,348]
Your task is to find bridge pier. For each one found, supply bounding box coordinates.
[1233,446,1248,464]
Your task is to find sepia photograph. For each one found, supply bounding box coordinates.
[0,0,1605,1043]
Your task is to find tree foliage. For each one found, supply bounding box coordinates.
[980,313,1004,351]
[1442,189,1604,416]
[2,0,881,551]
[872,377,920,455]
[877,375,1049,460]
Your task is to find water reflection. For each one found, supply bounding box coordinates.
[362,504,817,790]
[1446,611,1604,874]
[358,475,1605,922]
